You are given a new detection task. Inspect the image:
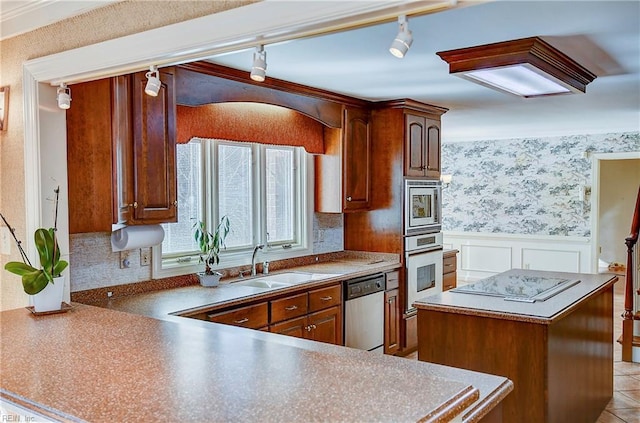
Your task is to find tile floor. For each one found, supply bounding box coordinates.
[406,276,640,422]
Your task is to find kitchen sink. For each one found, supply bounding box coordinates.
[235,280,293,289]
[233,272,343,289]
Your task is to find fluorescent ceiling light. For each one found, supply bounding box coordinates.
[465,65,571,97]
[437,37,596,98]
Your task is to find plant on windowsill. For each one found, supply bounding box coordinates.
[2,187,69,312]
[193,215,230,287]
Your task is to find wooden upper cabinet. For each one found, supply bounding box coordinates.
[405,112,441,178]
[67,68,178,233]
[128,68,178,224]
[315,106,371,213]
[342,106,371,211]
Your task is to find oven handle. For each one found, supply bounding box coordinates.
[405,247,443,258]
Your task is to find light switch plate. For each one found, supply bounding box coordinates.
[0,226,11,255]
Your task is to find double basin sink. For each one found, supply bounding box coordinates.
[233,272,342,290]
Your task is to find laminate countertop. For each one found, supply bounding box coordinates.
[1,303,513,423]
[87,257,402,319]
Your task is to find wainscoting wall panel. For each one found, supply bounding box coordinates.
[444,232,592,283]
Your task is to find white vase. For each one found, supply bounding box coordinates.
[198,272,222,288]
[32,275,65,312]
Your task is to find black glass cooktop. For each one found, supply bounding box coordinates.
[451,273,580,303]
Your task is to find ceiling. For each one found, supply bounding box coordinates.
[0,0,119,40]
[2,1,639,143]
[206,1,640,142]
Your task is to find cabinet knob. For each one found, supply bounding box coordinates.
[173,200,178,207]
[346,196,352,202]
[128,201,138,209]
[305,325,312,332]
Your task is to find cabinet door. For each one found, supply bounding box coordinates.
[270,316,307,339]
[130,68,177,223]
[404,313,418,352]
[306,306,343,345]
[384,288,400,355]
[66,78,117,233]
[425,118,441,178]
[405,113,426,177]
[342,106,371,211]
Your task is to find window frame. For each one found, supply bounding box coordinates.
[152,139,314,279]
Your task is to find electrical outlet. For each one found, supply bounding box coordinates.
[523,263,530,270]
[0,226,10,255]
[140,248,150,266]
[119,251,131,269]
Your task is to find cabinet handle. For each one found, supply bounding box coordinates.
[128,201,138,209]
[285,305,298,311]
[320,296,332,301]
[311,324,317,329]
[233,318,249,324]
[388,299,393,304]
[346,196,352,202]
[305,325,312,332]
[445,264,454,268]
[173,200,178,207]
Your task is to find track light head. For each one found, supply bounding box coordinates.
[250,45,267,82]
[56,83,71,109]
[145,65,161,96]
[389,15,413,58]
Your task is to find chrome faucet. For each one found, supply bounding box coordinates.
[251,244,265,276]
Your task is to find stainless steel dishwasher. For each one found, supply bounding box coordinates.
[344,273,385,353]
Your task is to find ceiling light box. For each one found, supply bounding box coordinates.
[437,36,596,98]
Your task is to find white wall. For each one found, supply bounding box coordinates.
[599,159,640,264]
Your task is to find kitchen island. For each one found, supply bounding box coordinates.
[414,269,618,423]
[0,303,512,422]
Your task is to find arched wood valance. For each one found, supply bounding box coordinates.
[176,102,325,154]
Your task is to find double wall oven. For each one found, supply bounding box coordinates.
[404,179,443,312]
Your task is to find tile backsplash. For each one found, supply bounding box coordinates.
[70,212,344,292]
[441,132,639,236]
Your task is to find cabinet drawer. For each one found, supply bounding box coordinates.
[207,302,268,329]
[443,272,457,292]
[309,284,341,312]
[385,271,400,290]
[270,293,308,324]
[443,256,457,274]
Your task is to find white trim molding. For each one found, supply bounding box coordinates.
[443,231,592,283]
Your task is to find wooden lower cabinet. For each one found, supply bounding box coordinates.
[270,306,342,345]
[443,249,458,291]
[207,302,268,329]
[188,282,344,346]
[270,316,307,338]
[307,306,342,344]
[404,313,418,352]
[384,289,400,355]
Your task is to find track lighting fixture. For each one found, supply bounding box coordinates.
[56,83,71,109]
[389,15,413,58]
[250,45,267,82]
[145,65,161,96]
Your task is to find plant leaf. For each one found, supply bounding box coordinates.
[21,269,49,295]
[4,261,38,276]
[34,228,54,271]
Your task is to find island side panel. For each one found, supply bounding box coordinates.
[417,310,547,423]
[547,285,614,423]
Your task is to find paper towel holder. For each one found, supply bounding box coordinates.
[111,224,165,252]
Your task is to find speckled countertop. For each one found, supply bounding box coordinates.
[1,303,512,422]
[89,257,402,318]
[414,269,618,324]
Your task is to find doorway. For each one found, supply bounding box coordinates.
[591,152,640,273]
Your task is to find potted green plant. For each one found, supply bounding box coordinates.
[2,187,69,312]
[193,215,230,287]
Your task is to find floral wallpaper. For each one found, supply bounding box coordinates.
[441,132,640,237]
